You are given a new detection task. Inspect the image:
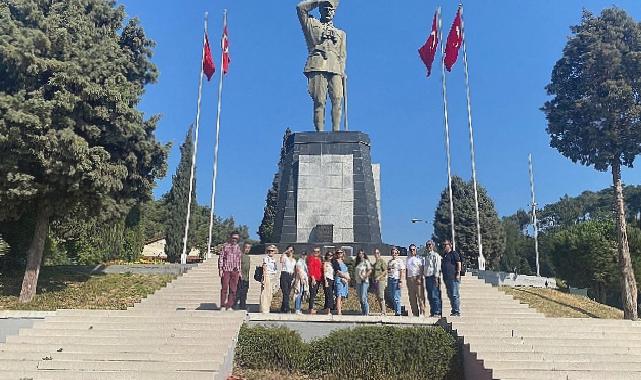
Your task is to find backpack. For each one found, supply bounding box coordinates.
[253,265,264,282]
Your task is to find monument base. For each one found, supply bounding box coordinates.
[263,131,395,254]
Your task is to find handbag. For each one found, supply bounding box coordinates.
[253,265,264,282]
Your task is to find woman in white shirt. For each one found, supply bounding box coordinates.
[260,245,279,314]
[387,247,406,316]
[279,245,297,313]
[293,252,309,315]
[354,250,373,315]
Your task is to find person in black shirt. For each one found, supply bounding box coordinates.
[441,240,462,316]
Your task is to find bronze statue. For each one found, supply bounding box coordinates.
[297,0,347,132]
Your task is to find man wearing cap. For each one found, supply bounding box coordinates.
[297,0,347,132]
[218,231,242,310]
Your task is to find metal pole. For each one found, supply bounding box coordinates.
[182,12,208,265]
[460,4,484,270]
[438,7,456,250]
[529,154,541,277]
[206,10,227,259]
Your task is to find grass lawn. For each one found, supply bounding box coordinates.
[501,287,624,319]
[0,267,174,310]
[270,284,395,315]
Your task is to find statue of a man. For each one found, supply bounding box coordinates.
[297,0,347,132]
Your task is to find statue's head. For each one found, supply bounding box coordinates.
[319,0,339,23]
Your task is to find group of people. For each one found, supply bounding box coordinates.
[217,231,463,317]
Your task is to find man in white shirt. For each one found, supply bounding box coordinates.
[423,240,443,317]
[406,244,426,317]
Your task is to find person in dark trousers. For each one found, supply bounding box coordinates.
[441,240,462,316]
[306,247,323,314]
[235,242,252,310]
[279,245,296,313]
[218,231,242,310]
[322,251,335,314]
[423,240,442,317]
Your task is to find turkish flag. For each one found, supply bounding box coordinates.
[203,33,216,81]
[222,25,230,74]
[444,7,463,72]
[418,10,439,77]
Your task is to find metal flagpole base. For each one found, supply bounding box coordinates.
[180,253,187,265]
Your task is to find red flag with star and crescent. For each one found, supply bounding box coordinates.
[222,25,230,75]
[418,9,439,77]
[444,6,463,72]
[203,33,216,81]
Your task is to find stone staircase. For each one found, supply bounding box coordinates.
[0,258,249,380]
[441,274,641,380]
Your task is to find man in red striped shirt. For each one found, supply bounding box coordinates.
[306,247,323,314]
[218,231,242,310]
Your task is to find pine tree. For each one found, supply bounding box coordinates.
[164,127,197,262]
[433,176,505,269]
[542,8,641,319]
[0,1,167,301]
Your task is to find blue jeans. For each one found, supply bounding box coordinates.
[425,276,442,316]
[445,278,460,315]
[387,278,402,316]
[294,284,306,312]
[356,281,370,315]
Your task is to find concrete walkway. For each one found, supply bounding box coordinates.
[0,259,244,380]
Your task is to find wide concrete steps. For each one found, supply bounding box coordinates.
[0,258,246,380]
[441,271,641,380]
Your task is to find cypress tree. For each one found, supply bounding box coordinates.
[164,127,198,262]
[433,176,505,269]
[258,128,292,243]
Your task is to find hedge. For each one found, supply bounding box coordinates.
[236,325,461,380]
[235,325,307,372]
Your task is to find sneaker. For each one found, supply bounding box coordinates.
[450,312,461,317]
[295,310,303,315]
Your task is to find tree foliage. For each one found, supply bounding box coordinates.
[0,0,167,300]
[164,126,197,263]
[542,7,641,319]
[433,176,505,269]
[258,128,292,243]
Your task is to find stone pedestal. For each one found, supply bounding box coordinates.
[271,131,382,250]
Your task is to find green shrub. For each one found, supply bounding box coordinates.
[306,326,458,380]
[235,325,307,372]
[236,325,460,380]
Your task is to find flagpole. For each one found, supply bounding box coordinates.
[182,12,208,265]
[529,154,541,277]
[460,4,484,269]
[438,7,456,250]
[206,10,227,259]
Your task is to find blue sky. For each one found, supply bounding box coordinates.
[118,1,641,247]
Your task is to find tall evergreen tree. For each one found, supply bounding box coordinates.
[164,127,197,262]
[0,0,167,301]
[542,8,641,319]
[258,128,292,243]
[433,176,505,269]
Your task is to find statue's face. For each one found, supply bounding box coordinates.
[319,4,336,22]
